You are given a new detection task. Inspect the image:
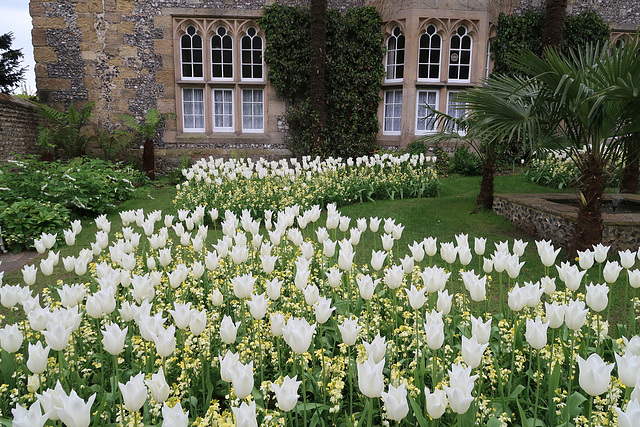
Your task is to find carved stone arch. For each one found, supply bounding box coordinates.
[237,20,265,40]
[488,23,498,40]
[418,18,446,36]
[447,19,479,39]
[611,32,630,48]
[206,19,236,38]
[175,19,205,37]
[383,20,406,38]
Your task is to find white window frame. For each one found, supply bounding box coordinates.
[415,90,439,135]
[241,27,264,82]
[385,27,405,82]
[241,88,264,133]
[211,26,234,81]
[485,39,491,79]
[182,87,205,132]
[180,26,204,81]
[212,88,235,132]
[447,90,467,136]
[417,25,441,82]
[383,89,403,135]
[448,25,473,83]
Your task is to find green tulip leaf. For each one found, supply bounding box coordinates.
[568,391,587,418]
[408,395,430,427]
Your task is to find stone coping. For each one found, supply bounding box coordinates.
[494,193,640,226]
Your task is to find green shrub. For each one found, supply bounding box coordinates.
[0,156,144,215]
[451,146,482,176]
[431,143,451,176]
[36,102,94,158]
[493,10,610,77]
[0,199,70,252]
[406,140,429,155]
[260,6,384,158]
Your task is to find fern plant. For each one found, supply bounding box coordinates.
[36,102,94,158]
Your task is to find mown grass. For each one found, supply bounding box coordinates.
[2,173,634,329]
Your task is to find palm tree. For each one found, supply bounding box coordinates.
[595,36,640,194]
[512,41,640,253]
[415,75,541,210]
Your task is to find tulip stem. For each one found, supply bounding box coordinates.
[349,345,354,422]
[432,348,438,388]
[114,354,121,426]
[200,340,207,414]
[368,397,373,427]
[298,353,307,427]
[566,330,575,426]
[499,271,505,316]
[534,351,541,425]
[587,394,593,427]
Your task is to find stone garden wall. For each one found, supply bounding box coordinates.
[0,94,42,161]
[493,193,640,252]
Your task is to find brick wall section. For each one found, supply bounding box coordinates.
[0,94,42,161]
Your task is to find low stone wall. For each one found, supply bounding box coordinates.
[493,193,640,251]
[0,94,42,161]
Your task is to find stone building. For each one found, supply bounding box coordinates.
[29,0,640,162]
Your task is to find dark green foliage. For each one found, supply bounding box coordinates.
[259,6,384,158]
[432,144,451,176]
[0,156,144,215]
[493,10,610,77]
[119,108,173,142]
[0,199,70,252]
[406,140,429,155]
[451,146,482,176]
[0,32,25,93]
[90,125,134,161]
[562,11,611,52]
[0,156,145,250]
[37,102,94,158]
[259,5,311,101]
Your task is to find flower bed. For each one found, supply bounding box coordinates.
[524,152,580,189]
[173,153,440,219]
[1,203,639,426]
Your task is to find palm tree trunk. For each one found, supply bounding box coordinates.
[620,135,639,194]
[310,0,327,155]
[143,137,155,180]
[476,155,495,210]
[569,155,604,254]
[542,0,568,49]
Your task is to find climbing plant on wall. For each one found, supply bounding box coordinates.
[259,5,384,158]
[493,10,611,77]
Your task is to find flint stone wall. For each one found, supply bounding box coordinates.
[493,193,640,252]
[0,94,42,161]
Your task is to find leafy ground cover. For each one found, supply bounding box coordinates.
[1,171,638,426]
[0,156,145,251]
